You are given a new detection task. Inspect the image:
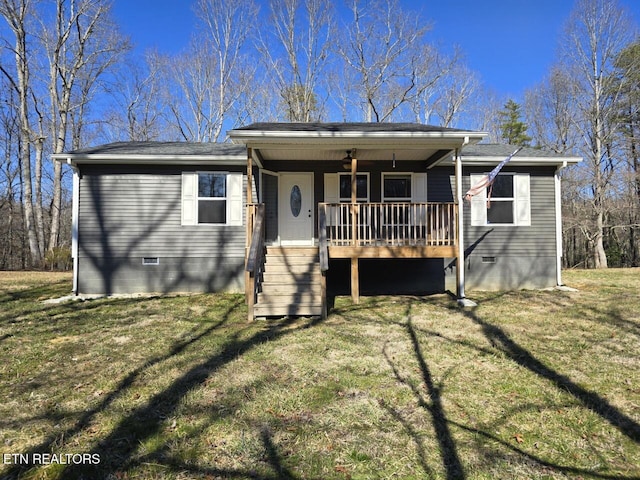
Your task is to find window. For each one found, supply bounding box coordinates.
[198,173,227,224]
[339,173,369,202]
[470,173,530,226]
[181,171,243,226]
[486,174,514,224]
[383,174,412,202]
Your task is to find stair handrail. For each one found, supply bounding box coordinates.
[246,203,265,275]
[246,204,265,321]
[318,203,329,272]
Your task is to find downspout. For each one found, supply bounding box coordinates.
[555,161,568,286]
[67,159,80,295]
[455,137,469,302]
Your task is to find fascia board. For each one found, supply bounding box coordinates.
[459,156,582,167]
[53,154,248,167]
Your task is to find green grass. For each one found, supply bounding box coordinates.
[0,269,639,479]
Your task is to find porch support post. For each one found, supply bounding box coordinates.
[246,147,253,205]
[245,147,253,303]
[350,155,360,304]
[455,146,465,300]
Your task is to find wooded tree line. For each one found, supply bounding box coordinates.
[0,0,638,270]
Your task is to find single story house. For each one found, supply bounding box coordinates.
[54,122,581,319]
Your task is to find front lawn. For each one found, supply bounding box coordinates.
[0,269,638,479]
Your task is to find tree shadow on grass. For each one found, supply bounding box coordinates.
[459,305,640,444]
[3,295,317,479]
[378,295,640,480]
[383,301,466,480]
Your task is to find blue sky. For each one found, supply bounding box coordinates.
[112,0,640,101]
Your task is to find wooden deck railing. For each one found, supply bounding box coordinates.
[318,202,457,247]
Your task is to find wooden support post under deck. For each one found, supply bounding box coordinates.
[247,275,255,322]
[351,257,359,304]
[350,155,360,304]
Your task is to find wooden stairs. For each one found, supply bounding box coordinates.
[253,247,325,318]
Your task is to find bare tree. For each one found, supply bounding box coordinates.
[464,87,504,142]
[431,61,479,128]
[175,0,257,141]
[337,0,433,122]
[257,0,333,122]
[42,0,128,252]
[0,0,42,265]
[0,80,22,268]
[561,0,635,268]
[612,40,640,266]
[525,67,578,154]
[100,51,166,142]
[164,42,222,142]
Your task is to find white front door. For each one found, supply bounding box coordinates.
[279,173,314,245]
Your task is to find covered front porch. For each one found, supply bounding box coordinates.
[229,122,486,320]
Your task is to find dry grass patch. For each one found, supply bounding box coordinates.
[0,270,638,479]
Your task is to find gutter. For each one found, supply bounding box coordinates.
[52,154,248,166]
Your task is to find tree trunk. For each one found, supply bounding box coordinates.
[33,138,46,255]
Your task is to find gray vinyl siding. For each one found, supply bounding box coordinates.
[427,166,558,290]
[462,166,557,256]
[462,166,558,289]
[77,164,246,294]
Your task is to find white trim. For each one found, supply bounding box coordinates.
[514,174,531,226]
[470,173,531,227]
[181,172,197,225]
[338,172,370,202]
[555,165,565,286]
[182,171,244,226]
[323,173,339,204]
[455,148,465,300]
[226,172,243,226]
[411,172,428,203]
[56,155,247,166]
[431,155,582,169]
[381,172,413,202]
[469,174,487,226]
[71,166,80,295]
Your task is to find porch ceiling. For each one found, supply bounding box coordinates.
[252,146,452,164]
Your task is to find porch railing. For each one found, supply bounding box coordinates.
[318,202,457,247]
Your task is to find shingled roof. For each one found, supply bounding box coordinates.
[62,141,246,157]
[231,122,474,134]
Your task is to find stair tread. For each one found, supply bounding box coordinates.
[252,247,324,318]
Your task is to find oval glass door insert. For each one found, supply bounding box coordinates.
[290,185,302,217]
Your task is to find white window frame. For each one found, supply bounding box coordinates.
[382,172,412,202]
[338,172,370,202]
[470,172,530,227]
[181,171,243,226]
